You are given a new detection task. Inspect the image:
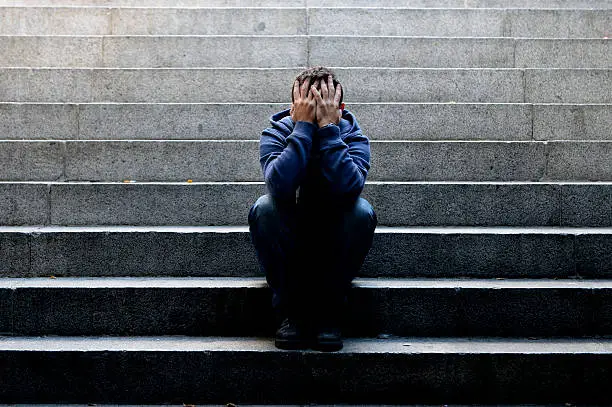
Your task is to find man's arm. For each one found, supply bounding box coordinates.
[317,124,370,200]
[260,79,318,201]
[311,75,370,200]
[260,121,316,201]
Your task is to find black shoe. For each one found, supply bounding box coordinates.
[312,326,343,352]
[275,317,310,350]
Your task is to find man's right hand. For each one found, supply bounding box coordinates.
[290,79,317,124]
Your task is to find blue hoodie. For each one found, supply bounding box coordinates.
[259,108,371,206]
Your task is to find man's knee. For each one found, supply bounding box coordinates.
[347,197,377,230]
[248,194,277,226]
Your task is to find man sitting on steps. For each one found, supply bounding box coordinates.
[248,66,377,352]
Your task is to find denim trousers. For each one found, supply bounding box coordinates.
[248,194,377,324]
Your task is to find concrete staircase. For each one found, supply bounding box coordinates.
[0,0,611,404]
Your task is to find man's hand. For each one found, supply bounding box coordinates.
[312,75,342,128]
[290,79,316,124]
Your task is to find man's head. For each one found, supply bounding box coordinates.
[291,66,344,107]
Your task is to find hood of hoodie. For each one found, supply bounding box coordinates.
[268,107,361,139]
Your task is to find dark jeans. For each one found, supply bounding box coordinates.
[248,194,377,325]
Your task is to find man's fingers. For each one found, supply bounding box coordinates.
[320,78,328,100]
[311,85,323,103]
[292,80,300,101]
[334,83,342,106]
[327,75,334,100]
[300,78,310,98]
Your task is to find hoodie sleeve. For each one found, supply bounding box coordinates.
[260,120,317,201]
[317,123,371,200]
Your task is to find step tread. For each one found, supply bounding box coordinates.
[1,335,611,353]
[2,225,611,234]
[1,276,611,289]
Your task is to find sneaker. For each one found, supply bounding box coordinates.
[312,326,343,352]
[275,317,310,350]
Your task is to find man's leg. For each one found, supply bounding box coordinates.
[309,197,378,350]
[248,194,310,349]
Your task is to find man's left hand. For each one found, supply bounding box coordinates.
[311,75,342,128]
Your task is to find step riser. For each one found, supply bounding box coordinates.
[2,103,610,141]
[0,7,307,36]
[3,0,612,8]
[1,68,610,103]
[0,68,612,103]
[2,140,612,182]
[1,348,610,404]
[1,8,609,37]
[1,183,610,226]
[2,37,611,69]
[1,283,611,336]
[1,230,610,278]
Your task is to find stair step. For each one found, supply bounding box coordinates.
[1,225,610,279]
[2,102,610,141]
[1,68,610,103]
[1,276,611,336]
[0,7,609,37]
[2,36,610,69]
[3,0,612,8]
[0,335,610,403]
[0,181,610,227]
[1,140,611,182]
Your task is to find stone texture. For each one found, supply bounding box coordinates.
[110,8,307,35]
[0,103,78,140]
[0,141,63,181]
[515,39,612,69]
[0,36,102,67]
[560,184,612,227]
[0,289,12,334]
[363,183,562,226]
[63,140,261,182]
[48,182,266,226]
[309,8,508,36]
[308,0,612,6]
[369,141,546,181]
[0,183,49,225]
[0,7,111,35]
[78,103,278,140]
[11,284,274,336]
[3,0,612,7]
[545,141,612,181]
[525,69,612,103]
[510,9,611,38]
[0,338,610,404]
[364,231,577,279]
[534,104,612,140]
[0,69,96,103]
[101,36,307,68]
[29,229,261,278]
[0,232,30,277]
[310,37,514,68]
[575,234,612,278]
[0,68,525,103]
[349,103,533,141]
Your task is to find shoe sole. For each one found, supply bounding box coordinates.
[311,340,343,352]
[275,338,310,350]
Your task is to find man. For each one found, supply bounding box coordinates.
[248,66,377,352]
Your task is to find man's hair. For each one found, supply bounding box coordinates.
[292,66,343,105]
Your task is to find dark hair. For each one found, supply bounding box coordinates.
[291,66,343,105]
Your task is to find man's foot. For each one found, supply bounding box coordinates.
[274,317,310,350]
[312,326,343,352]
